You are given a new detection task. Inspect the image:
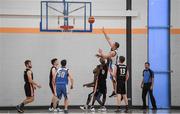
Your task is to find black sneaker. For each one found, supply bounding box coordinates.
[109,91,116,98]
[16,105,24,113]
[125,106,129,113]
[124,109,129,113]
[64,109,68,113]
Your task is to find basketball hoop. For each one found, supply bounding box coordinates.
[60,25,74,31]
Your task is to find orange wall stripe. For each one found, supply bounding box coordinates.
[0,27,147,34]
[170,29,180,34]
[0,27,180,34]
[0,28,40,33]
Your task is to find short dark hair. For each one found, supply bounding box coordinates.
[61,59,67,67]
[24,60,31,66]
[119,56,125,63]
[115,42,120,49]
[145,62,150,65]
[51,58,58,65]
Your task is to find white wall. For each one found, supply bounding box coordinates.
[0,33,127,106]
[0,0,126,15]
[132,35,147,106]
[0,0,138,28]
[171,35,180,106]
[171,0,180,28]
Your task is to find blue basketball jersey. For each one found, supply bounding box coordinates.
[56,67,69,85]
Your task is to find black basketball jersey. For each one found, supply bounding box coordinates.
[97,64,108,88]
[49,66,57,84]
[24,69,33,83]
[116,64,127,81]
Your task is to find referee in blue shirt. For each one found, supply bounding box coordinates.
[141,62,157,110]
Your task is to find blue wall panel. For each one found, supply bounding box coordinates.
[148,0,170,108]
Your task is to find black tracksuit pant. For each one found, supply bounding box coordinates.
[142,83,157,108]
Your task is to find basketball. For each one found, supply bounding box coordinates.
[88,16,95,24]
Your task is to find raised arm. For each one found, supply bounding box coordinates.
[102,27,114,48]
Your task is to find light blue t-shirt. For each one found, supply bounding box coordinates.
[143,69,154,84]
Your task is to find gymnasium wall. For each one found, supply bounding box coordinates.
[0,34,126,106]
[0,0,180,107]
[170,0,180,106]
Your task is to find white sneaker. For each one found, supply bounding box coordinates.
[98,106,106,112]
[80,106,86,110]
[101,106,107,112]
[53,108,58,112]
[48,107,54,112]
[57,108,63,112]
[80,105,88,110]
[90,106,95,112]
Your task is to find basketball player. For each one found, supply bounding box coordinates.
[110,56,129,113]
[54,59,74,113]
[90,58,108,112]
[80,64,100,110]
[96,27,120,98]
[48,58,62,112]
[16,60,41,113]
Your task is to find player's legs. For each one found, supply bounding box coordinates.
[122,94,129,112]
[90,91,100,112]
[61,85,68,113]
[98,91,107,111]
[64,98,68,111]
[49,83,59,111]
[80,91,94,110]
[95,92,103,106]
[102,92,106,106]
[123,94,128,105]
[117,94,122,106]
[54,84,62,110]
[16,83,34,113]
[86,91,94,106]
[109,64,117,98]
[53,97,60,111]
[23,96,34,104]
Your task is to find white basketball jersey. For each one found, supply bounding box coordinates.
[111,50,118,65]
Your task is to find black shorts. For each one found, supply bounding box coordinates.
[97,85,107,94]
[49,83,55,94]
[116,80,126,94]
[24,83,34,97]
